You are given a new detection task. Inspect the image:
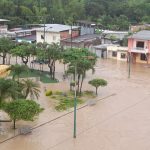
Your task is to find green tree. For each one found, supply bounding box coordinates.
[3,99,43,129]
[88,79,107,95]
[0,38,14,64]
[22,79,40,99]
[0,78,20,106]
[36,43,62,79]
[63,48,97,94]
[8,64,28,80]
[11,43,31,65]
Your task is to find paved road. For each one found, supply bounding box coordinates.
[1,59,150,150]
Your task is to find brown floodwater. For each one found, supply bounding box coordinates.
[1,58,150,150]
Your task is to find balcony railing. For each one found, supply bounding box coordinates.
[131,47,149,53]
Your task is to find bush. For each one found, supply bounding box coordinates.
[54,91,63,95]
[45,90,53,96]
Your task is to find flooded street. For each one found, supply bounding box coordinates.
[1,59,150,150]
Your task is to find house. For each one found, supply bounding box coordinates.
[130,24,150,32]
[92,44,113,58]
[101,30,128,44]
[76,20,96,35]
[8,28,36,43]
[36,24,80,44]
[107,45,128,61]
[0,19,9,37]
[128,30,150,64]
[61,34,101,50]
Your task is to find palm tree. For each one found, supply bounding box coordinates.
[8,64,28,81]
[22,79,40,100]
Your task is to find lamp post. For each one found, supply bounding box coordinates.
[73,62,77,138]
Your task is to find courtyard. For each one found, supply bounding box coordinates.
[1,59,150,150]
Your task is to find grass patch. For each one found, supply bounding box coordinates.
[83,90,96,98]
[10,69,58,83]
[55,97,83,111]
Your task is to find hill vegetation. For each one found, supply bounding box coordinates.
[0,0,149,30]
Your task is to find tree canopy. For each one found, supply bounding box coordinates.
[0,0,149,30]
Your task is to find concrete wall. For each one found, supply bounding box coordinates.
[36,31,60,44]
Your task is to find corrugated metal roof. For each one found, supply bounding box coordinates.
[128,30,150,40]
[36,24,79,32]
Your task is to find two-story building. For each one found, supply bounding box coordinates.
[36,24,80,44]
[128,30,150,63]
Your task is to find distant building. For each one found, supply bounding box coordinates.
[107,45,128,61]
[76,20,96,35]
[61,34,101,50]
[101,30,128,44]
[128,30,150,63]
[36,24,80,44]
[0,19,9,37]
[92,44,113,59]
[130,24,150,32]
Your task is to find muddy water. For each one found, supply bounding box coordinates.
[1,59,150,150]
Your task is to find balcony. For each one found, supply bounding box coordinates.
[131,47,149,54]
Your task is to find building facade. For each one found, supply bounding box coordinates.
[107,45,128,61]
[36,24,80,44]
[128,30,150,64]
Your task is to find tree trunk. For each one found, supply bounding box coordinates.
[96,87,98,95]
[13,119,16,129]
[2,54,6,64]
[77,74,80,94]
[79,75,84,94]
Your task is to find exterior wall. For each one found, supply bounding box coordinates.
[128,38,150,63]
[60,30,79,40]
[0,25,8,33]
[36,31,60,44]
[107,45,128,61]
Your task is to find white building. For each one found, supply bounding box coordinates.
[107,45,128,61]
[36,24,80,44]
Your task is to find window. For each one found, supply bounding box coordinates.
[136,41,144,48]
[140,54,146,61]
[121,53,126,59]
[41,35,44,39]
[112,51,117,57]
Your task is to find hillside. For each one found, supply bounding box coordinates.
[0,0,149,30]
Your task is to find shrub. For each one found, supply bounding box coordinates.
[54,91,63,95]
[45,90,53,96]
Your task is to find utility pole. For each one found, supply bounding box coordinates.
[44,16,46,43]
[71,25,73,49]
[128,53,131,78]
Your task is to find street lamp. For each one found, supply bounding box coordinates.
[73,54,95,138]
[73,62,77,138]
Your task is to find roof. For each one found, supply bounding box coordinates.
[61,34,101,43]
[76,20,96,26]
[16,35,36,41]
[0,19,10,22]
[93,44,114,49]
[36,24,79,33]
[128,30,150,40]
